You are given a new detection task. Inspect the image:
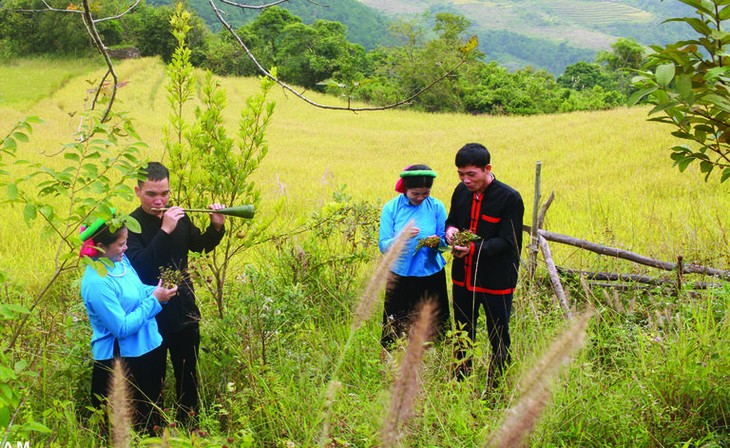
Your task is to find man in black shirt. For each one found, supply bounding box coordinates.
[126,162,225,429]
[445,143,524,389]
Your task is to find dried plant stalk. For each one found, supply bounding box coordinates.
[485,310,593,448]
[351,221,413,332]
[381,300,436,447]
[109,358,132,448]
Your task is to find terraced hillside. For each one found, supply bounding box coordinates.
[545,0,653,25]
[358,0,692,73]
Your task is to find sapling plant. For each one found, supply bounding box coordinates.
[3,109,145,351]
[162,5,276,317]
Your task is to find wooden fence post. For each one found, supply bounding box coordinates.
[528,161,542,286]
[676,255,683,295]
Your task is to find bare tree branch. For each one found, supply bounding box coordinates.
[10,1,141,129]
[17,0,469,116]
[95,0,140,23]
[208,0,469,112]
[217,0,290,9]
[218,0,326,9]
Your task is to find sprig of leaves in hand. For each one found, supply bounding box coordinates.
[451,229,480,247]
[414,235,443,255]
[159,266,184,288]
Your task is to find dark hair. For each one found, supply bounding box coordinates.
[139,161,169,186]
[455,143,491,168]
[94,223,127,248]
[402,164,435,190]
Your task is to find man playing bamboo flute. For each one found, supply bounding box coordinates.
[445,143,524,389]
[126,161,226,430]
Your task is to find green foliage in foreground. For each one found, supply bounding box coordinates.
[1,164,729,445]
[632,0,730,183]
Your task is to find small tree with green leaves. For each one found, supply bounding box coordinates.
[631,0,730,183]
[164,4,275,317]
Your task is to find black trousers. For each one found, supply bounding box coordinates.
[452,286,513,383]
[381,268,450,349]
[90,344,166,435]
[161,323,200,427]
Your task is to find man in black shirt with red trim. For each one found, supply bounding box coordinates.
[126,162,226,430]
[445,143,524,388]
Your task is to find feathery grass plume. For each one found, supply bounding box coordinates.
[485,309,593,448]
[109,358,132,448]
[381,300,436,447]
[351,220,413,332]
[318,380,342,447]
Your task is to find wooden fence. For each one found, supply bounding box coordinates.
[523,162,730,318]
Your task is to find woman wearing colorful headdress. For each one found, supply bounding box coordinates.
[378,164,450,351]
[79,215,178,434]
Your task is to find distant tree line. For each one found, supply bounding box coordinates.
[0,2,645,115]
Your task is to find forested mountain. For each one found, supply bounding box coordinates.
[148,0,393,50]
[169,0,694,75]
[359,0,696,74]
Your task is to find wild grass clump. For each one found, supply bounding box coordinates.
[381,301,436,447]
[535,287,730,446]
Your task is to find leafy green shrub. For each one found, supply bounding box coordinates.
[537,288,730,446]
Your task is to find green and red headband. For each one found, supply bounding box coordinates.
[79,208,116,258]
[395,166,437,193]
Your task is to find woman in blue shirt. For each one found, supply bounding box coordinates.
[80,218,177,434]
[378,164,450,350]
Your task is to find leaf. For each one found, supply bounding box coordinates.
[94,262,107,277]
[6,182,18,201]
[21,420,52,433]
[3,137,16,151]
[675,157,694,171]
[23,203,36,222]
[656,64,676,87]
[676,74,694,102]
[721,167,730,183]
[14,359,28,373]
[0,384,14,401]
[63,152,80,162]
[125,215,141,234]
[700,160,715,173]
[628,86,658,105]
[459,35,478,55]
[700,93,730,111]
[11,132,29,143]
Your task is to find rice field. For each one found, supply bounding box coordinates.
[544,0,653,24]
[1,56,729,282]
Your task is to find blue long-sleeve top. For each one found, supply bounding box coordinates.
[81,254,163,360]
[378,194,447,277]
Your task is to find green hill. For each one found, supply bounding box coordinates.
[165,0,695,75]
[148,0,393,50]
[358,0,695,73]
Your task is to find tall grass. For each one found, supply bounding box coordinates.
[2,57,727,279]
[0,56,103,111]
[1,57,729,446]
